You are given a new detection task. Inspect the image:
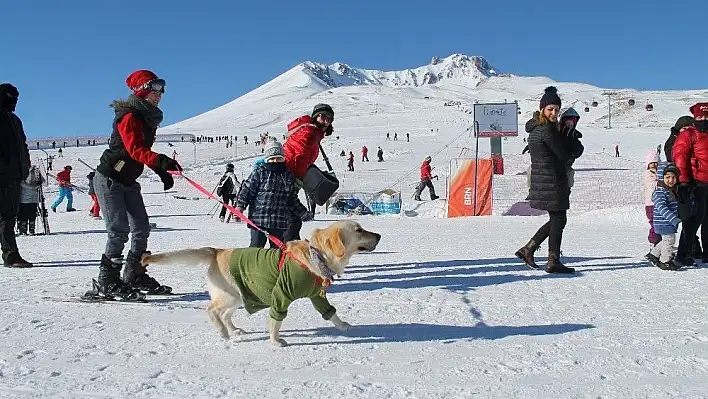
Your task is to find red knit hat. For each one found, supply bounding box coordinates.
[689,102,708,118]
[126,70,158,98]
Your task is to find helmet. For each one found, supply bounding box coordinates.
[424,156,432,162]
[226,163,234,171]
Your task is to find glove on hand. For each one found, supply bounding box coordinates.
[151,167,174,191]
[157,154,182,171]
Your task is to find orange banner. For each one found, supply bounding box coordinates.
[447,159,493,217]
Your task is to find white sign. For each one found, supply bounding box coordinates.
[473,103,519,137]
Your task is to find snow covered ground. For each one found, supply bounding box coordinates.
[3,58,708,397]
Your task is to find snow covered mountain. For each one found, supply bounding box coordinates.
[302,54,498,88]
[161,52,708,138]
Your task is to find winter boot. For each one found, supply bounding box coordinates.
[546,251,575,274]
[16,220,28,236]
[515,239,540,269]
[430,194,439,200]
[123,250,172,294]
[3,251,33,268]
[66,208,77,212]
[28,220,36,236]
[83,255,145,301]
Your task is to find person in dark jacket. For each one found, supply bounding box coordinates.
[0,83,32,268]
[236,140,309,248]
[515,86,574,273]
[216,163,240,222]
[85,70,181,302]
[665,116,694,163]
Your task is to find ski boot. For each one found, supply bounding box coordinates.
[546,251,574,274]
[515,239,540,269]
[123,250,172,295]
[83,255,145,301]
[66,208,77,212]
[430,194,439,200]
[3,251,33,268]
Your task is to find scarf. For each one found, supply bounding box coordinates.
[111,94,163,129]
[309,246,336,279]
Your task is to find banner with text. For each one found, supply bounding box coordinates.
[447,159,493,217]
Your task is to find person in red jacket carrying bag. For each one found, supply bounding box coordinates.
[413,156,439,201]
[85,70,181,302]
[671,102,708,266]
[51,166,76,212]
[282,103,334,241]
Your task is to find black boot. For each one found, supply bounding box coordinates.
[16,220,27,236]
[83,255,145,301]
[123,250,172,294]
[515,239,540,269]
[546,251,575,274]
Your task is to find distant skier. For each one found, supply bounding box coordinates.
[377,146,384,162]
[361,145,369,162]
[51,165,76,212]
[394,132,398,141]
[406,132,410,142]
[386,132,390,141]
[413,156,438,201]
[615,144,620,157]
[87,171,100,219]
[216,163,240,222]
[347,151,354,171]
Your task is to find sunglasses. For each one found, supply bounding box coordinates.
[140,78,166,94]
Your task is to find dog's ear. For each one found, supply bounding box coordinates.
[315,227,345,258]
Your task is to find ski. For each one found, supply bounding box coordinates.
[37,184,50,235]
[42,295,205,310]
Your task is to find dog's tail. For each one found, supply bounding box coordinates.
[142,247,219,267]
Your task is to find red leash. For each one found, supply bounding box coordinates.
[168,170,332,292]
[168,170,285,249]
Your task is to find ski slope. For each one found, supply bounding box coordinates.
[1,55,708,398]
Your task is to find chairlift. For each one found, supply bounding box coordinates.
[592,101,599,107]
[584,107,590,112]
[628,99,635,106]
[645,104,654,111]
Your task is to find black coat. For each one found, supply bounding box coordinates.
[665,128,679,163]
[0,111,30,182]
[526,118,572,211]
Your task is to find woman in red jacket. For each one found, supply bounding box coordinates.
[282,103,334,241]
[671,102,708,266]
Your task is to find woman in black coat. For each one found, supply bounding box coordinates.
[515,87,575,273]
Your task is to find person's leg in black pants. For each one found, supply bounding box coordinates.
[677,186,706,264]
[0,181,31,267]
[283,212,302,242]
[249,228,268,248]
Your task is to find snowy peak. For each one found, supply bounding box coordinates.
[301,53,499,89]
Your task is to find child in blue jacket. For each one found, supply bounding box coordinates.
[649,163,681,270]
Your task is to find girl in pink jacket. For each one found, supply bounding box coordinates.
[644,150,660,249]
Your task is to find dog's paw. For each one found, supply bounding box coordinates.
[270,338,288,347]
[333,320,352,332]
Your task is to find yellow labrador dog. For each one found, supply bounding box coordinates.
[142,221,381,347]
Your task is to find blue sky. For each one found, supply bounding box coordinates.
[3,0,707,139]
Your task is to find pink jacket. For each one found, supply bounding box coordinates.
[643,150,659,206]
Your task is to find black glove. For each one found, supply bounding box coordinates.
[157,154,182,171]
[151,167,174,191]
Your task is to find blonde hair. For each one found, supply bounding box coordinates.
[535,109,559,129]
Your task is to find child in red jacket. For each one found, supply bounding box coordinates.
[51,166,76,212]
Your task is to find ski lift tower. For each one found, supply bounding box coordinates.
[602,91,617,129]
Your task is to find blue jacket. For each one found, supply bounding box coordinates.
[652,163,680,235]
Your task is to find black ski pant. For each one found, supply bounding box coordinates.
[219,194,237,219]
[531,210,567,253]
[283,211,303,242]
[677,186,708,260]
[249,228,285,249]
[414,179,436,199]
[17,203,38,223]
[0,181,21,263]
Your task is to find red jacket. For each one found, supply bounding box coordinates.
[362,146,368,155]
[57,169,72,188]
[673,126,708,183]
[283,115,326,180]
[420,160,432,180]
